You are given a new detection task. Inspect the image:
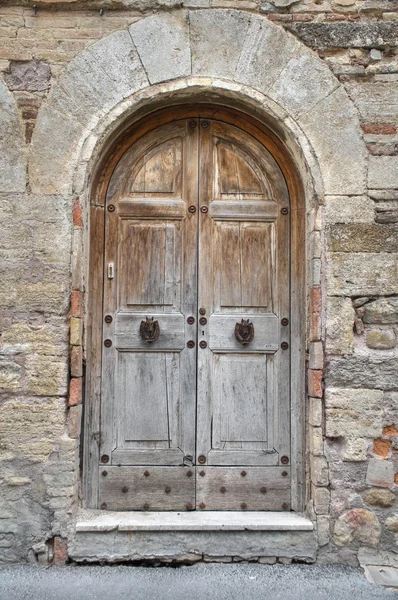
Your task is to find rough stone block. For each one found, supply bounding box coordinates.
[0,358,21,392]
[70,318,82,347]
[362,489,396,508]
[29,105,83,195]
[347,82,398,124]
[333,509,381,547]
[310,427,324,456]
[325,388,383,439]
[369,157,398,189]
[5,59,51,92]
[309,342,324,370]
[309,397,323,427]
[236,15,299,94]
[130,13,190,85]
[325,196,375,225]
[26,354,68,397]
[0,79,26,193]
[343,438,368,462]
[327,356,398,389]
[317,516,330,547]
[268,46,338,119]
[326,297,355,355]
[385,515,398,532]
[363,298,398,324]
[366,458,394,488]
[311,456,329,487]
[298,87,366,195]
[366,328,396,350]
[191,10,251,80]
[327,224,398,253]
[313,487,330,515]
[0,397,65,463]
[327,253,398,296]
[286,22,398,49]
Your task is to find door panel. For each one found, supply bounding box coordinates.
[99,116,291,511]
[196,119,290,505]
[100,120,198,508]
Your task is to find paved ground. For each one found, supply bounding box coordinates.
[0,563,397,600]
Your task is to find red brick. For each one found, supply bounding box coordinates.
[25,122,34,144]
[53,537,68,565]
[68,377,82,407]
[70,345,82,377]
[373,438,392,458]
[310,312,321,342]
[67,405,82,439]
[71,290,82,317]
[383,424,398,436]
[310,286,322,314]
[293,14,314,21]
[72,197,82,227]
[308,369,323,398]
[361,123,397,135]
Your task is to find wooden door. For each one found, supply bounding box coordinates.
[98,116,291,511]
[196,119,291,510]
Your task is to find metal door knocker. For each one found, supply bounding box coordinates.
[235,319,254,345]
[140,317,160,343]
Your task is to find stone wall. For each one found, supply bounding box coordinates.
[0,1,397,565]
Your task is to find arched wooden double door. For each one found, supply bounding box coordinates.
[98,114,291,511]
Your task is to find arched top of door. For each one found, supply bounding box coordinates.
[97,105,297,211]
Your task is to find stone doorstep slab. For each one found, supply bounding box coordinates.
[70,512,316,563]
[75,511,314,533]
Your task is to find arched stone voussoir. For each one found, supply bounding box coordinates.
[0,78,26,193]
[30,29,149,195]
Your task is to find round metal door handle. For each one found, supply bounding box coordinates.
[104,315,113,324]
[188,205,196,213]
[199,341,207,349]
[281,342,289,350]
[200,206,208,214]
[104,339,112,347]
[198,455,206,464]
[281,318,289,326]
[281,207,289,215]
[187,316,195,325]
[107,204,115,212]
[187,340,195,349]
[199,317,207,325]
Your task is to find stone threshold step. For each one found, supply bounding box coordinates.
[76,511,314,533]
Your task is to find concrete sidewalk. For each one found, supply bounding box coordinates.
[0,563,397,600]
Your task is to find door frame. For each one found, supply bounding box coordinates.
[83,104,306,512]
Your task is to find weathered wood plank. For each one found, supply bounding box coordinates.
[196,467,290,510]
[210,200,279,221]
[99,467,195,511]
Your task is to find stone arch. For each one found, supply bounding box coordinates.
[0,77,26,193]
[29,9,366,199]
[27,9,367,515]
